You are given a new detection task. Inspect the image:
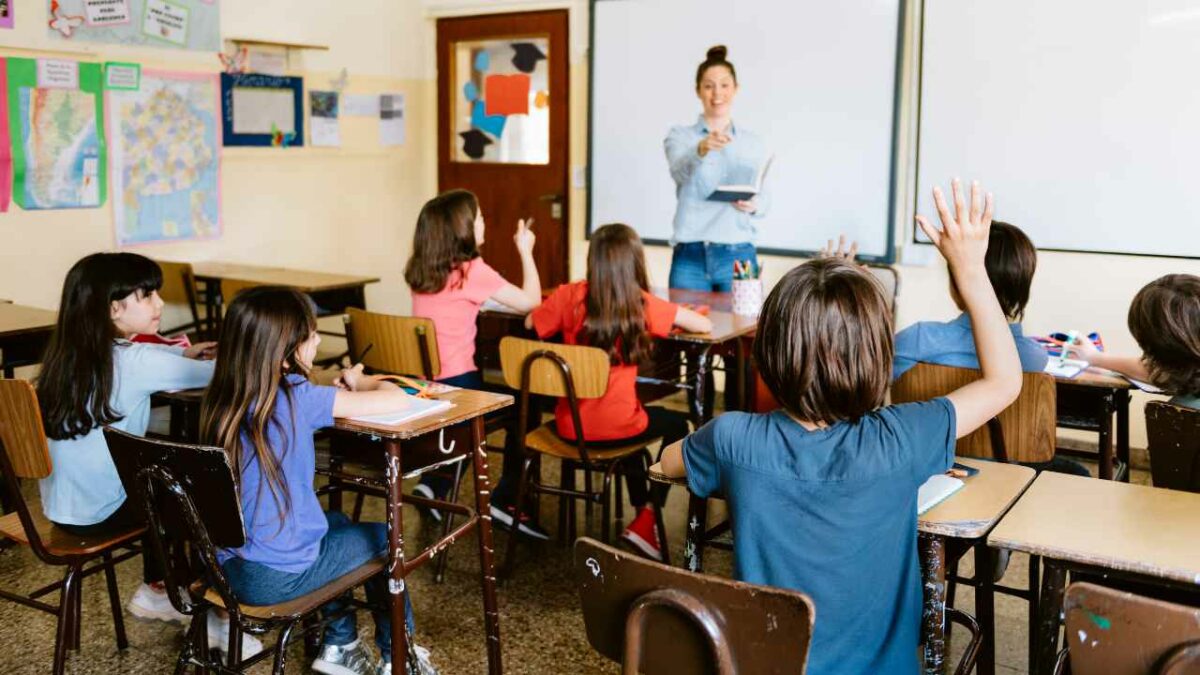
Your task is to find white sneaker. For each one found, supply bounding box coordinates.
[314,638,378,675]
[378,644,438,675]
[205,612,264,660]
[127,583,187,624]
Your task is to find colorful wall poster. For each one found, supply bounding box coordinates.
[308,90,339,147]
[0,60,11,212]
[107,70,220,245]
[0,0,13,29]
[48,0,219,51]
[220,72,303,147]
[6,58,106,210]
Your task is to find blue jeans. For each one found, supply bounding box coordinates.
[222,511,413,661]
[669,241,758,292]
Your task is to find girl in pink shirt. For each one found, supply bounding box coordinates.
[405,190,548,537]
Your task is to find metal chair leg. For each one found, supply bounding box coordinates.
[101,551,129,650]
[52,565,80,675]
[272,621,299,674]
[351,492,366,523]
[435,461,467,584]
[71,568,84,650]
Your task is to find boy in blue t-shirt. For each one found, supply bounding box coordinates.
[659,179,1025,675]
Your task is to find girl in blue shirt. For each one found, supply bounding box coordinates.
[659,179,1024,675]
[201,287,434,675]
[664,45,771,291]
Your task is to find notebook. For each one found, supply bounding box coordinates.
[707,155,774,202]
[348,395,453,426]
[918,473,965,515]
[1044,358,1088,379]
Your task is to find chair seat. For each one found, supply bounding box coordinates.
[0,510,144,557]
[192,557,386,621]
[525,424,655,462]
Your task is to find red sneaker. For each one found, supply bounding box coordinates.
[621,506,662,560]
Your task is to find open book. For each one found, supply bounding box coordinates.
[708,155,773,202]
[918,473,965,515]
[348,395,453,426]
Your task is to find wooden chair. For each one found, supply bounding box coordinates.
[1053,582,1200,675]
[0,380,143,675]
[500,337,668,578]
[103,427,393,674]
[574,536,817,674]
[865,262,901,317]
[155,260,206,339]
[1145,401,1200,492]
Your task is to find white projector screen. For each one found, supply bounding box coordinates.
[589,0,903,261]
[917,0,1200,259]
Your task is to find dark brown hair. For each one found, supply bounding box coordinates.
[583,223,653,365]
[404,189,481,293]
[200,287,318,527]
[695,45,737,88]
[754,258,894,424]
[1127,274,1200,397]
[37,253,163,440]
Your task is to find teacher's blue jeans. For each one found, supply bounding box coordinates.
[669,242,758,292]
[222,511,414,661]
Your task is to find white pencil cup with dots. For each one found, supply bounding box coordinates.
[731,278,763,317]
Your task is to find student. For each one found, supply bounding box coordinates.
[1065,273,1200,409]
[659,180,1023,674]
[890,220,1089,477]
[33,253,239,641]
[525,223,712,560]
[405,189,543,534]
[201,287,434,675]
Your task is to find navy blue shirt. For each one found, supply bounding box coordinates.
[683,400,957,675]
[893,313,1048,380]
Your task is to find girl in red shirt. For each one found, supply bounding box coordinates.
[526,223,712,559]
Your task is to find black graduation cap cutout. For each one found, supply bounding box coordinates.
[460,129,493,159]
[511,43,546,74]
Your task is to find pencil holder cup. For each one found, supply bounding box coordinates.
[732,279,763,317]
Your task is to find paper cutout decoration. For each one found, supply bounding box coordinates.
[218,45,248,74]
[459,129,492,159]
[462,80,478,103]
[0,59,11,212]
[270,122,296,148]
[473,50,489,73]
[1,0,14,29]
[329,68,349,94]
[6,57,106,209]
[534,90,549,109]
[48,1,84,37]
[471,100,506,138]
[484,73,530,116]
[511,43,546,74]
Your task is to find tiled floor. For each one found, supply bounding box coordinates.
[0,397,1135,674]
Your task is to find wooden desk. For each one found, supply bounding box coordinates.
[188,261,380,334]
[988,472,1200,675]
[1054,367,1133,481]
[0,303,56,378]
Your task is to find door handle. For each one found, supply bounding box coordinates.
[540,193,564,219]
[539,193,562,202]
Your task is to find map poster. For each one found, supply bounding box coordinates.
[48,0,218,51]
[6,58,106,210]
[107,70,220,245]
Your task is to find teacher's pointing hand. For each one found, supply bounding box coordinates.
[698,128,732,158]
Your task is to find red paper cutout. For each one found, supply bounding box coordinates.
[484,73,530,116]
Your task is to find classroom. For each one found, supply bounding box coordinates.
[1,0,1198,673]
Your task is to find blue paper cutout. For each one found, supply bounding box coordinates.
[463,81,479,102]
[474,51,490,72]
[471,100,506,138]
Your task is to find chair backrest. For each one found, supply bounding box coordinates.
[499,337,611,399]
[892,363,1056,463]
[219,278,259,305]
[864,263,900,316]
[345,308,440,379]
[1146,401,1200,492]
[1059,582,1200,675]
[0,379,53,479]
[154,260,202,334]
[575,537,814,675]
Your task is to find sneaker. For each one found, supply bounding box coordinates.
[621,507,662,561]
[411,483,443,524]
[127,583,187,624]
[378,644,438,675]
[313,639,378,675]
[206,612,264,660]
[489,503,550,541]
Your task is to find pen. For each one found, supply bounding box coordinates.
[356,343,374,364]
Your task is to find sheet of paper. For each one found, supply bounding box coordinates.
[484,73,530,116]
[309,90,340,147]
[341,93,378,117]
[85,0,131,26]
[231,86,295,134]
[38,59,79,88]
[104,61,140,90]
[379,92,404,146]
[142,0,188,46]
[1044,358,1088,379]
[246,47,286,77]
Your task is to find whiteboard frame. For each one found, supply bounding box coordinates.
[586,0,909,264]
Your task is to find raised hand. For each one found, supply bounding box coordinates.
[819,234,859,262]
[514,218,536,256]
[915,178,994,273]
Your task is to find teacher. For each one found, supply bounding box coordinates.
[664,45,771,292]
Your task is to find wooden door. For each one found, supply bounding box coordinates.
[437,11,570,289]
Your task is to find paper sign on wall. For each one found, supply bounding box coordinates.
[309,90,339,147]
[0,0,14,29]
[104,62,140,89]
[246,47,286,77]
[38,59,79,88]
[341,93,378,117]
[380,92,404,147]
[142,0,188,46]
[85,0,130,26]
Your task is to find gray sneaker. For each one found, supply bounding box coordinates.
[313,640,379,675]
[378,644,437,675]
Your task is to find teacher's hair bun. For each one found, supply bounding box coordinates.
[706,45,728,62]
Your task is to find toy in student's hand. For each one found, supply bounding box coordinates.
[1038,331,1103,358]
